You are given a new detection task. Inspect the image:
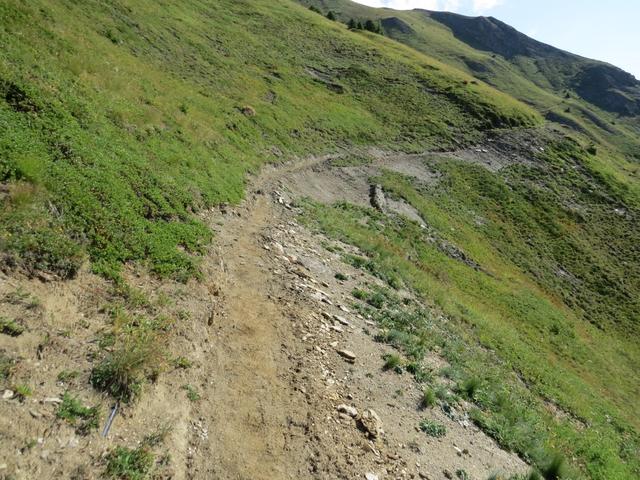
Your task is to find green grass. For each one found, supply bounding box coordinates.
[105,445,154,480]
[0,0,538,282]
[382,353,403,373]
[14,383,32,400]
[170,356,192,370]
[181,384,200,402]
[56,392,100,434]
[0,352,14,384]
[90,316,167,403]
[421,388,437,409]
[57,370,80,382]
[298,134,640,479]
[0,317,24,336]
[419,419,447,438]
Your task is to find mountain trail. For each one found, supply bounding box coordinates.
[0,150,529,480]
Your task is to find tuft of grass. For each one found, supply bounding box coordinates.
[0,352,14,382]
[182,384,200,402]
[421,388,437,409]
[57,370,80,382]
[459,377,482,400]
[419,419,447,438]
[171,356,192,370]
[90,331,163,403]
[14,383,32,401]
[382,353,403,373]
[105,445,154,480]
[456,469,470,480]
[334,272,348,281]
[143,423,172,448]
[352,288,368,300]
[367,291,386,309]
[0,317,25,336]
[56,392,100,434]
[540,454,567,480]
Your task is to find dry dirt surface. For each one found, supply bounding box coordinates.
[1,148,530,480]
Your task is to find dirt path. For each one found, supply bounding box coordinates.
[182,152,529,480]
[197,194,302,479]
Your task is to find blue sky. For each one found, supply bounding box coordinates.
[354,0,640,78]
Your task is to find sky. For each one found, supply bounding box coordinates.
[354,0,640,79]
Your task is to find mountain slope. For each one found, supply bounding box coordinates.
[0,0,537,283]
[428,11,640,117]
[1,1,639,480]
[300,0,640,157]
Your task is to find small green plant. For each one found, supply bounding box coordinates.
[57,370,81,382]
[105,445,154,480]
[56,392,100,434]
[352,288,367,300]
[143,423,172,447]
[22,439,37,452]
[14,384,33,401]
[91,335,160,402]
[335,272,348,281]
[540,454,567,480]
[367,291,386,309]
[182,384,200,402]
[382,353,403,373]
[91,316,166,402]
[456,469,470,480]
[421,388,437,408]
[419,419,447,437]
[0,317,25,336]
[0,353,14,381]
[171,356,192,369]
[459,377,482,400]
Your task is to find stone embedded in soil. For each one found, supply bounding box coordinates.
[359,409,383,438]
[336,349,356,362]
[336,404,358,417]
[365,473,379,480]
[333,314,350,326]
[2,390,14,400]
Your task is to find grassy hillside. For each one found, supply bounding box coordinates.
[0,0,538,282]
[300,0,640,158]
[300,135,640,479]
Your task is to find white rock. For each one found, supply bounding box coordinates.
[2,390,14,400]
[336,349,356,362]
[337,404,358,417]
[365,473,379,480]
[333,315,350,326]
[359,409,383,438]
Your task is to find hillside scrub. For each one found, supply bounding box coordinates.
[0,0,539,282]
